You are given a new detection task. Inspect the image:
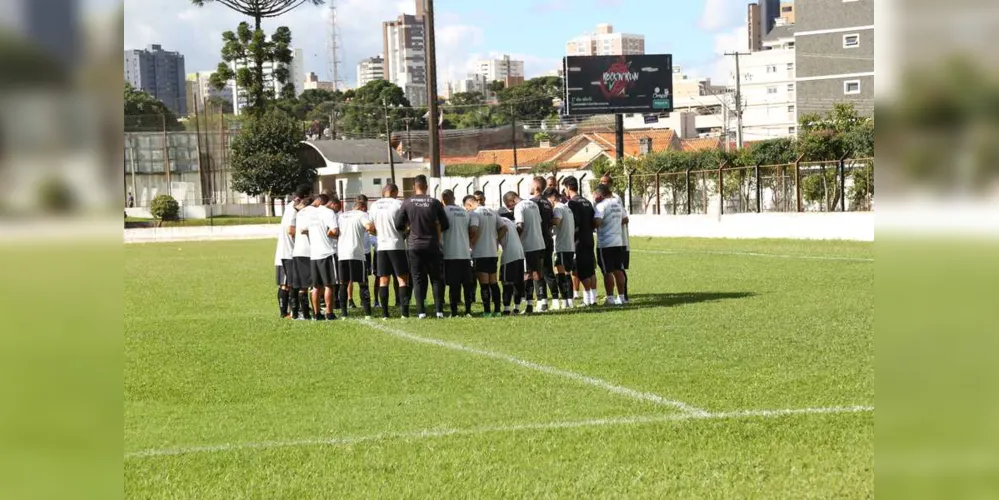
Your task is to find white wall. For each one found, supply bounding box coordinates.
[628,213,873,241]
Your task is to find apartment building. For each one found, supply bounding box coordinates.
[565,23,645,56]
[382,14,427,107]
[356,56,385,88]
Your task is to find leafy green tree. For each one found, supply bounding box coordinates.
[124,82,183,131]
[150,194,180,221]
[192,0,324,115]
[209,23,297,116]
[448,92,485,108]
[497,76,561,121]
[798,103,873,210]
[338,80,419,137]
[229,109,314,213]
[487,80,505,94]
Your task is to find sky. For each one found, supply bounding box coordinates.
[122,0,751,88]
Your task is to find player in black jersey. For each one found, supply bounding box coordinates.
[561,175,599,306]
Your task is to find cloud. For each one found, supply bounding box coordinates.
[685,24,748,84]
[699,0,742,32]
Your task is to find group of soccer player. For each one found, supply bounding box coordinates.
[273,172,631,320]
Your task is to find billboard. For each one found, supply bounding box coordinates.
[563,54,674,116]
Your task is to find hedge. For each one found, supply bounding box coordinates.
[444,164,501,176]
[150,194,180,221]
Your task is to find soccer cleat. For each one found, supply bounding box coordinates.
[524,305,533,315]
[326,313,337,321]
[509,309,518,316]
[436,313,445,319]
[348,300,357,309]
[315,315,326,321]
[418,313,427,319]
[482,312,492,318]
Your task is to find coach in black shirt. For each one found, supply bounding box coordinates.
[395,175,449,319]
[562,175,599,306]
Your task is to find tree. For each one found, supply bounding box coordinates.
[338,80,419,138]
[209,22,296,117]
[229,109,314,214]
[798,103,872,210]
[497,76,562,121]
[192,0,324,115]
[488,80,505,94]
[448,92,485,108]
[124,82,183,131]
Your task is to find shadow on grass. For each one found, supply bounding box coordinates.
[322,291,757,320]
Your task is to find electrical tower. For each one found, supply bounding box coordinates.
[326,0,345,90]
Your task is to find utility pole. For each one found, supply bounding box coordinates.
[725,51,749,150]
[511,108,518,172]
[424,0,442,178]
[384,99,396,184]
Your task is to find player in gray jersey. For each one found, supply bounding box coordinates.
[593,184,629,306]
[440,190,476,317]
[465,195,505,317]
[503,192,548,314]
[369,184,409,318]
[497,213,527,315]
[336,198,376,318]
[545,188,576,309]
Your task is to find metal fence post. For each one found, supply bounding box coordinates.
[685,168,692,215]
[794,158,803,213]
[839,156,848,212]
[626,169,634,213]
[755,163,762,213]
[717,163,725,216]
[655,172,661,215]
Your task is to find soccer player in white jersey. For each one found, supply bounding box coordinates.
[304,193,340,320]
[593,184,629,305]
[346,194,373,309]
[545,188,576,309]
[601,174,630,301]
[497,211,527,315]
[291,196,317,320]
[274,192,301,318]
[369,183,410,319]
[440,190,476,317]
[465,194,505,317]
[336,198,376,318]
[503,191,547,313]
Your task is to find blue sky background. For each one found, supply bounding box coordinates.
[122,0,749,87]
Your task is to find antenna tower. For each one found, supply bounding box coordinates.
[326,0,345,90]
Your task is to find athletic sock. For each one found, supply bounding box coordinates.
[463,282,475,315]
[299,291,311,319]
[379,287,390,317]
[399,286,411,317]
[621,270,629,300]
[278,288,289,317]
[432,280,445,315]
[449,285,461,317]
[360,283,372,317]
[289,289,300,317]
[339,284,349,317]
[481,283,492,314]
[490,283,502,312]
[503,283,514,309]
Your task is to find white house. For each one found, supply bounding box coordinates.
[299,139,429,199]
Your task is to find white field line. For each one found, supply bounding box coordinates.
[361,319,708,416]
[631,249,874,262]
[125,405,873,459]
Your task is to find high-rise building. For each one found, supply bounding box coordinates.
[748,0,782,52]
[732,25,799,141]
[356,56,385,87]
[565,24,645,56]
[304,72,337,91]
[453,73,488,95]
[228,48,306,115]
[382,13,427,106]
[186,71,234,108]
[125,44,188,115]
[794,0,873,116]
[477,55,524,85]
[780,1,795,25]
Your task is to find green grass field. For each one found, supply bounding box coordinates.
[124,237,873,499]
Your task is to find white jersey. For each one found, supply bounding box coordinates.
[594,198,626,248]
[369,197,406,251]
[612,193,630,249]
[308,206,338,260]
[513,199,545,253]
[274,204,298,264]
[471,206,502,259]
[442,204,472,260]
[499,217,525,265]
[336,209,372,261]
[551,203,576,253]
[292,205,315,258]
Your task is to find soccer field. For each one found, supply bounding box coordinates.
[124,237,873,498]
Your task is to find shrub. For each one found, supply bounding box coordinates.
[37,176,74,214]
[444,164,501,177]
[150,194,180,221]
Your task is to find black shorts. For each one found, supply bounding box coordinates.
[574,248,596,279]
[554,252,576,272]
[310,256,337,287]
[523,250,544,274]
[444,259,473,286]
[623,249,630,270]
[597,246,626,274]
[408,249,444,283]
[376,250,408,277]
[292,256,312,289]
[500,259,525,284]
[277,259,293,286]
[338,259,367,283]
[473,257,498,274]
